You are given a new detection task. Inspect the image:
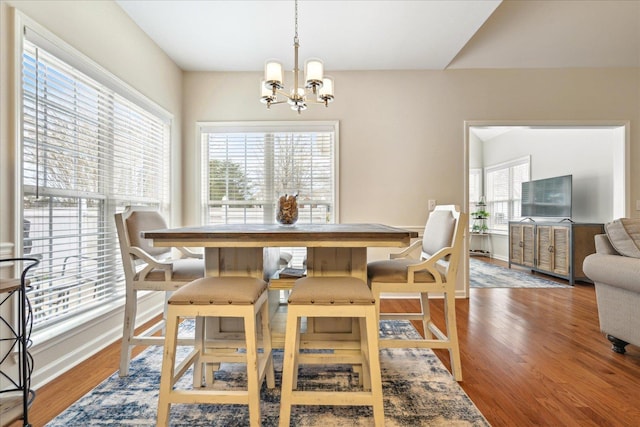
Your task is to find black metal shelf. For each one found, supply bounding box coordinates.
[1,258,38,427]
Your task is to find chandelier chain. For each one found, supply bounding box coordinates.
[294,0,299,44]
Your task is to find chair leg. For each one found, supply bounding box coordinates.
[291,316,302,390]
[364,307,385,427]
[260,299,276,389]
[359,317,372,391]
[193,316,205,388]
[279,309,300,427]
[372,283,382,325]
[244,310,262,427]
[444,292,462,381]
[119,289,137,377]
[157,308,179,427]
[419,292,434,339]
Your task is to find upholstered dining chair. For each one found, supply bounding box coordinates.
[367,204,467,381]
[114,206,204,377]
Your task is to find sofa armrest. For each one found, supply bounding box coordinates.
[594,234,619,255]
[583,253,640,293]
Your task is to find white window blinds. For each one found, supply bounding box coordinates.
[200,123,337,267]
[485,157,530,231]
[21,36,171,332]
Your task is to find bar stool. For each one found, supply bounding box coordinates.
[279,276,384,427]
[156,276,275,427]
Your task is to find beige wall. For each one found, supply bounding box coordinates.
[182,69,640,228]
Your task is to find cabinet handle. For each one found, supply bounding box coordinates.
[548,246,554,253]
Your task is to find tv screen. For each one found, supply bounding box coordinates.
[521,175,572,218]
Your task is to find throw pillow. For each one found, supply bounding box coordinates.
[605,218,640,258]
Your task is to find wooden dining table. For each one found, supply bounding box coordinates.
[142,223,418,348]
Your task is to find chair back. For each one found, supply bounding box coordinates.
[125,209,170,259]
[114,206,171,281]
[421,205,467,283]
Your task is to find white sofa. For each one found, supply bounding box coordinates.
[583,218,640,354]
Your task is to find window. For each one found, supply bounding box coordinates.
[20,28,171,334]
[469,168,483,214]
[485,157,530,232]
[199,122,338,267]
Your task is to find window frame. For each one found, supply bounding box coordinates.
[484,156,531,233]
[197,121,340,226]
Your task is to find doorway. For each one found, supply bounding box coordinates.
[463,121,629,295]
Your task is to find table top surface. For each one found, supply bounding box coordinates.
[142,223,418,248]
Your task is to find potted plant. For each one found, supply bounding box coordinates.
[471,209,489,220]
[471,207,490,234]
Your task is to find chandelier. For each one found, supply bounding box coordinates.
[260,0,334,114]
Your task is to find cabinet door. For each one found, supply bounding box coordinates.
[536,225,570,275]
[536,225,553,271]
[522,224,535,267]
[551,226,569,275]
[509,224,523,264]
[509,223,535,267]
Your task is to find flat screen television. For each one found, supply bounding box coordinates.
[521,175,572,219]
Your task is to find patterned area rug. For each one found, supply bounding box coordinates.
[470,257,572,288]
[47,321,489,426]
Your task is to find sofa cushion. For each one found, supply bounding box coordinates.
[605,218,640,258]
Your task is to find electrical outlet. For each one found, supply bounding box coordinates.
[428,199,436,211]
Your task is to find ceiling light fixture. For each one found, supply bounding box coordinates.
[260,0,334,114]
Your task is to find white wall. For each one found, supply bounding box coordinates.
[0,0,183,389]
[475,127,619,259]
[482,128,616,223]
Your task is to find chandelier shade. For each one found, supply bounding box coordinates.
[260,0,334,113]
[264,61,284,89]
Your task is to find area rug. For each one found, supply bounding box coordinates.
[469,257,571,288]
[46,320,490,426]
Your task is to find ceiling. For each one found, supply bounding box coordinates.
[115,0,640,72]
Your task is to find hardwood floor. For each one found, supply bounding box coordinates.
[14,258,640,427]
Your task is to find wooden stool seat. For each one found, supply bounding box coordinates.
[279,277,384,427]
[157,277,275,427]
